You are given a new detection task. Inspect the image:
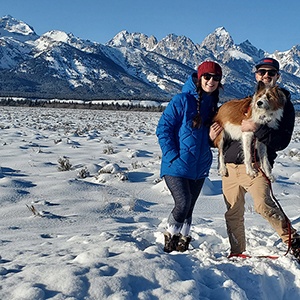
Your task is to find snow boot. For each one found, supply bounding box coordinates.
[163,232,180,253]
[176,235,192,252]
[291,238,300,263]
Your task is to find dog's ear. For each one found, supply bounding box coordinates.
[256,81,266,92]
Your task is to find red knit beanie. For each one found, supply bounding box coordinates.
[197,61,222,80]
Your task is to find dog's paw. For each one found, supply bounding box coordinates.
[261,168,275,182]
[268,174,275,182]
[246,168,257,178]
[219,167,228,177]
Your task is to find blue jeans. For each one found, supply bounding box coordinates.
[164,175,205,235]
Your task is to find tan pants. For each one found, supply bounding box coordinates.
[222,163,296,254]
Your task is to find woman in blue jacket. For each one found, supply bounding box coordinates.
[156,61,223,252]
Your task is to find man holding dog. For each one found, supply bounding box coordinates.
[221,57,300,261]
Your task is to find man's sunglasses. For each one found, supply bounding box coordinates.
[202,73,221,82]
[255,69,278,77]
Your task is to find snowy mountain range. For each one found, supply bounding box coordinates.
[1,15,300,103]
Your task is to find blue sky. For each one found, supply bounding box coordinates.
[2,0,299,53]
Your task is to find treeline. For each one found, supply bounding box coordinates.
[0,98,166,112]
[1,97,298,115]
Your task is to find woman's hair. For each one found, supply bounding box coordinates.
[192,78,222,129]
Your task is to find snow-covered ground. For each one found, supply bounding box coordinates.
[0,106,300,300]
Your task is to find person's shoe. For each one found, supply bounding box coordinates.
[228,253,251,259]
[176,235,192,252]
[291,237,300,263]
[163,232,180,253]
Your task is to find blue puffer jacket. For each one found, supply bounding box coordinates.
[156,73,219,180]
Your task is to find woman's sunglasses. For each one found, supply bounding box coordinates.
[255,69,278,77]
[202,73,221,82]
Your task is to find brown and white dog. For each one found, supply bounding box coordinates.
[213,81,287,181]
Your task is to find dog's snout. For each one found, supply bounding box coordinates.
[257,100,263,107]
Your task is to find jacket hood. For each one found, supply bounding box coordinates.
[182,73,198,98]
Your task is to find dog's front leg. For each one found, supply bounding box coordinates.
[242,132,257,178]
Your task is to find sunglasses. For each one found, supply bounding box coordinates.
[255,69,278,77]
[202,73,221,82]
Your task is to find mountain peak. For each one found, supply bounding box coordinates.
[42,30,73,43]
[0,15,37,41]
[200,27,234,55]
[214,26,228,35]
[106,30,157,51]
